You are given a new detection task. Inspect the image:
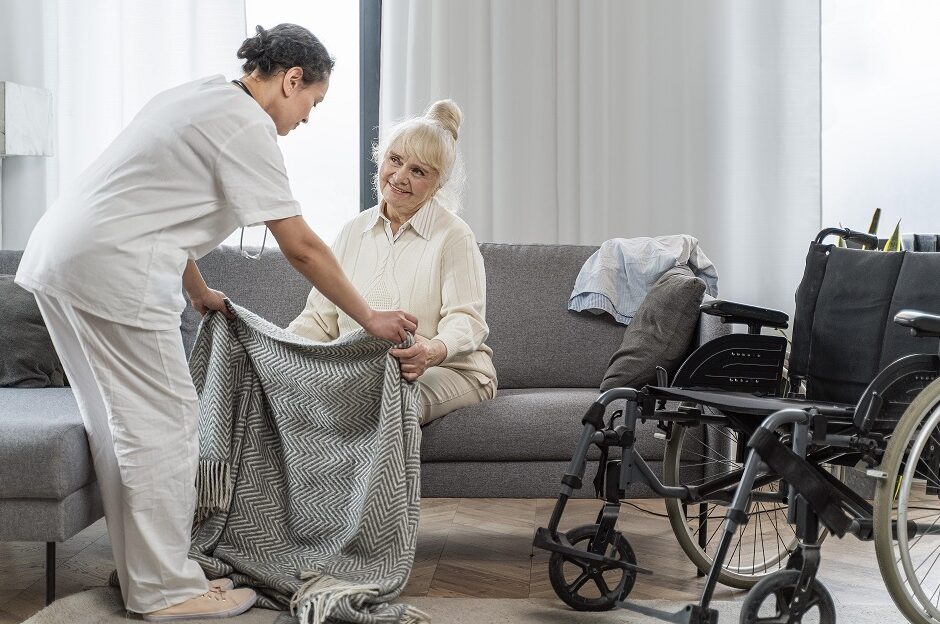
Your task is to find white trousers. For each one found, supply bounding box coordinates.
[35,294,208,613]
[416,366,496,424]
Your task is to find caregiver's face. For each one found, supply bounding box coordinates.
[272,73,330,136]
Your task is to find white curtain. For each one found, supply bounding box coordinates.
[0,0,245,248]
[0,0,57,249]
[56,0,246,192]
[381,0,822,316]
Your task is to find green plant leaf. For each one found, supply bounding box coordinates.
[867,208,882,236]
[883,219,901,251]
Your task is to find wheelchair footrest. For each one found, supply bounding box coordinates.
[617,601,719,624]
[532,527,653,575]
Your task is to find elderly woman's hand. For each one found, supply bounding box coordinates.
[390,335,447,382]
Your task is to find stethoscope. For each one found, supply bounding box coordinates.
[232,79,268,261]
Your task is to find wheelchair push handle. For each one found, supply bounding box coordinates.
[895,309,940,339]
[814,227,879,249]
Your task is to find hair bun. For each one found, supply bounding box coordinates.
[425,99,462,141]
[237,25,266,61]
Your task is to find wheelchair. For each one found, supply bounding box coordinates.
[533,227,940,624]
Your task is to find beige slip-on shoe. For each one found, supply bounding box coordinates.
[209,578,235,591]
[108,571,234,592]
[142,587,257,621]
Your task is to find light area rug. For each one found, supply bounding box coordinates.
[20,587,905,624]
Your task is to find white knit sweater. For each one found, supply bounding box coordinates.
[288,197,496,386]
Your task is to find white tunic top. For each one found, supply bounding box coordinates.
[288,197,497,386]
[16,75,301,330]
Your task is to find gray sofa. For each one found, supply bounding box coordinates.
[0,242,726,602]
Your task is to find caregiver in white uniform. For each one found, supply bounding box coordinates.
[15,24,417,622]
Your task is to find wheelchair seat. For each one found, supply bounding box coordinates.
[647,386,856,419]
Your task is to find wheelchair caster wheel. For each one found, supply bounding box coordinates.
[548,523,638,611]
[739,569,836,624]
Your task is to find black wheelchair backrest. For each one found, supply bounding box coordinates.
[789,244,940,405]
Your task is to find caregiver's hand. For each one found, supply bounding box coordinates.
[363,309,419,343]
[190,288,235,320]
[390,334,446,382]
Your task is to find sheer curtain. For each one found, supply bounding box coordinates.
[56,0,246,191]
[381,0,822,316]
[1,0,245,249]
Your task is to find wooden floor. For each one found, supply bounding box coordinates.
[0,498,892,623]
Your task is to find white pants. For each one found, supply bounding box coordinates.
[416,366,496,424]
[35,294,208,613]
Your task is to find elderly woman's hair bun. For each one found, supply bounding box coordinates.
[425,99,462,142]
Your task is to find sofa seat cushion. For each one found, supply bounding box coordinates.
[420,388,672,462]
[0,388,94,499]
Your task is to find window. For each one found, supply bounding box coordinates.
[228,0,361,248]
[822,0,940,238]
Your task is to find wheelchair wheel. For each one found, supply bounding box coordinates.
[739,569,836,624]
[547,524,638,611]
[663,423,829,589]
[874,376,940,624]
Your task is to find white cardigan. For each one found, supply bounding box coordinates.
[288,197,497,386]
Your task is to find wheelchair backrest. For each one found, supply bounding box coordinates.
[789,244,940,405]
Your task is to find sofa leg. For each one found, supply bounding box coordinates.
[46,542,56,605]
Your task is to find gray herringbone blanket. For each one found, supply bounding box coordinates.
[187,304,426,624]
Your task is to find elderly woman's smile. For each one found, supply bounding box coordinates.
[380,150,440,214]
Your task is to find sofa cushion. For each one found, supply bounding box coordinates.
[0,388,94,498]
[0,250,22,276]
[601,266,706,391]
[481,244,624,389]
[0,275,67,388]
[420,388,673,462]
[183,246,312,355]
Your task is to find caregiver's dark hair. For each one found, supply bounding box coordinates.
[236,24,335,86]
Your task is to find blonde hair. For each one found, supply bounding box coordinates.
[373,99,466,209]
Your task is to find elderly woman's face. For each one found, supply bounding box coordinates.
[379,149,440,214]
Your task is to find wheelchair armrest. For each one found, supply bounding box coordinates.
[895,309,940,338]
[700,300,789,332]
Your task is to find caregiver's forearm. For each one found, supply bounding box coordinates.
[267,217,374,328]
[183,259,209,298]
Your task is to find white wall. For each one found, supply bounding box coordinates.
[0,0,57,250]
[822,0,940,236]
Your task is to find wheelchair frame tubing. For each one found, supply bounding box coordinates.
[696,409,811,613]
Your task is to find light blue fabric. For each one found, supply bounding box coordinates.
[568,235,719,325]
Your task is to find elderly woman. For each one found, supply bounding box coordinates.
[289,100,496,423]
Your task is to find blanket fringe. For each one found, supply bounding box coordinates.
[290,572,429,624]
[195,460,231,520]
[401,605,432,624]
